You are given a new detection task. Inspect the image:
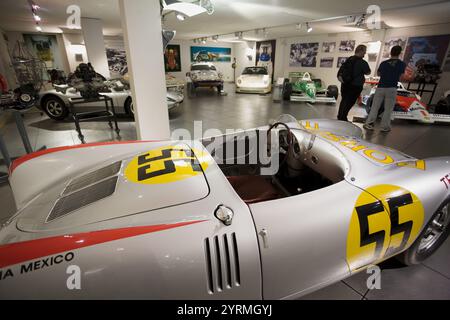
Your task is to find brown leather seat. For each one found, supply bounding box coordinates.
[227,175,280,204]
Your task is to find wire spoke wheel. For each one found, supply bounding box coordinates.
[418,203,450,253]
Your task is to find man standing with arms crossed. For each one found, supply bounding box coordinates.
[364,45,406,132]
[337,45,371,121]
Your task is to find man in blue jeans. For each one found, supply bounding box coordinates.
[364,45,406,132]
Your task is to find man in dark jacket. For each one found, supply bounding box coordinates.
[337,45,371,121]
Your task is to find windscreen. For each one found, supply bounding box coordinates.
[243,67,268,75]
[191,65,215,71]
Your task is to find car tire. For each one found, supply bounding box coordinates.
[282,80,292,101]
[396,200,450,266]
[327,85,339,100]
[125,97,134,119]
[42,96,68,120]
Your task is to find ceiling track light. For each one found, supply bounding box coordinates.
[306,22,313,33]
[33,14,41,22]
[35,25,42,32]
[295,23,302,31]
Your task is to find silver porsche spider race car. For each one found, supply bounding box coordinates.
[1,115,449,299]
[38,78,184,121]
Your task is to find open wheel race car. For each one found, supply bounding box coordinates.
[282,72,338,104]
[1,115,450,299]
[361,80,450,124]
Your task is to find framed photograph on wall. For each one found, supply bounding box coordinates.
[289,42,319,67]
[320,57,334,68]
[164,44,181,72]
[322,42,336,53]
[339,40,356,52]
[337,57,348,68]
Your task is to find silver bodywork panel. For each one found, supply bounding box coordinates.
[1,117,449,299]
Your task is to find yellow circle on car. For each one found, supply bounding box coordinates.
[125,145,209,184]
[347,185,424,271]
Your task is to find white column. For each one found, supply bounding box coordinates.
[118,0,170,140]
[81,17,110,78]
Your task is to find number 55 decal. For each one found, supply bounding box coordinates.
[347,185,424,271]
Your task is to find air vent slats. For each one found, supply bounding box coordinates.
[63,161,121,195]
[204,232,240,294]
[47,176,118,222]
[204,238,214,293]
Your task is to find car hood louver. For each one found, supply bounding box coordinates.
[46,161,122,222]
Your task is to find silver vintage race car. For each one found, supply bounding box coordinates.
[39,77,184,120]
[1,115,449,299]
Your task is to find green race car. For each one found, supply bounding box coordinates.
[282,72,338,103]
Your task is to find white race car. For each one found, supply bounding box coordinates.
[236,67,272,94]
[39,78,184,121]
[360,80,450,124]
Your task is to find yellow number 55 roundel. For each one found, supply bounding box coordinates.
[125,145,210,184]
[347,185,424,271]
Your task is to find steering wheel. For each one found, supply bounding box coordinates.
[266,122,303,167]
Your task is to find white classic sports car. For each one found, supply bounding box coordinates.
[187,62,224,96]
[236,67,272,94]
[39,78,184,121]
[1,115,449,299]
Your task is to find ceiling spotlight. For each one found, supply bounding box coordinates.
[193,38,197,43]
[212,35,219,42]
[306,22,312,33]
[295,23,302,31]
[31,3,40,11]
[35,25,42,32]
[201,38,206,44]
[176,13,186,21]
[238,32,243,40]
[33,14,41,22]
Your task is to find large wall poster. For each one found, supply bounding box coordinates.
[190,46,231,62]
[23,34,63,70]
[402,35,450,81]
[164,44,181,72]
[255,40,276,81]
[105,39,127,78]
[289,42,319,67]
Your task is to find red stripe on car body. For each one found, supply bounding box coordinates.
[0,220,206,268]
